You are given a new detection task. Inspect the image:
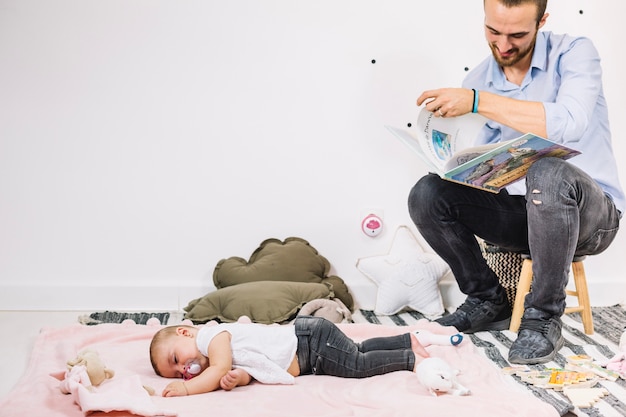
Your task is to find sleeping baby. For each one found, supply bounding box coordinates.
[149,316,432,396]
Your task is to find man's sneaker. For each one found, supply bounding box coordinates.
[434,296,511,333]
[508,307,564,365]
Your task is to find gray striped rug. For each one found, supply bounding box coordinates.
[352,305,626,417]
[78,310,170,325]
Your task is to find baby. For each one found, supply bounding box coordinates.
[149,316,434,396]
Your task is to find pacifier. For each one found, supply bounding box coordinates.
[449,333,464,346]
[183,360,202,380]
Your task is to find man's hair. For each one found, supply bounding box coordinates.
[149,325,195,376]
[490,0,548,25]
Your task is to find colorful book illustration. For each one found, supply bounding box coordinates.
[385,108,581,193]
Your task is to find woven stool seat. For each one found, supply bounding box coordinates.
[480,242,524,308]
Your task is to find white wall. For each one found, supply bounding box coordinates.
[1,0,624,311]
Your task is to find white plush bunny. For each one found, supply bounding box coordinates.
[415,357,471,396]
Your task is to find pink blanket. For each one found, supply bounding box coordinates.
[0,320,558,417]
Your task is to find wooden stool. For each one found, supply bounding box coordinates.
[509,255,594,335]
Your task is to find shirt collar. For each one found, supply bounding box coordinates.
[531,31,548,72]
[486,31,548,90]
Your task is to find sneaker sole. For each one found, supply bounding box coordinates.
[508,335,565,365]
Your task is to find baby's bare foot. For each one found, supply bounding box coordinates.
[220,369,251,391]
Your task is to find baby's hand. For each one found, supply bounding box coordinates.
[162,380,188,397]
[220,368,251,391]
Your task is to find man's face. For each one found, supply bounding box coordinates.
[484,0,546,67]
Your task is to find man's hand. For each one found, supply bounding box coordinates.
[162,380,188,397]
[417,88,474,118]
[417,88,547,137]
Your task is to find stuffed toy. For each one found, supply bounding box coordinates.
[212,237,354,310]
[297,298,353,323]
[605,328,626,378]
[356,226,450,318]
[185,237,354,325]
[415,357,470,396]
[414,330,464,347]
[60,348,115,393]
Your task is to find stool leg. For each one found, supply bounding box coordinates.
[509,259,533,333]
[571,261,594,335]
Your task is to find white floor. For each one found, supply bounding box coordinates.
[0,310,183,400]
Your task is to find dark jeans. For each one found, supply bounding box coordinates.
[294,316,415,378]
[408,158,621,317]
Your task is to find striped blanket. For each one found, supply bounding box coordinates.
[352,306,626,417]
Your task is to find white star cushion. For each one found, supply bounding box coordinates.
[356,225,450,317]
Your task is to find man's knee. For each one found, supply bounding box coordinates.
[526,158,574,206]
[408,174,449,223]
[409,174,435,207]
[527,157,565,179]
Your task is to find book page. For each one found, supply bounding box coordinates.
[386,111,581,193]
[444,134,581,192]
[385,125,440,174]
[415,108,488,172]
[443,142,508,171]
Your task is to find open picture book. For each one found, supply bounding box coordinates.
[386,108,581,193]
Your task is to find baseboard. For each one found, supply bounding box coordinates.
[0,279,624,311]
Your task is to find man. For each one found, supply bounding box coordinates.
[409,0,623,365]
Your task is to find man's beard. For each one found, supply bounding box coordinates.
[489,32,537,67]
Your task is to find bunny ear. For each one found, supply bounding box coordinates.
[332,298,353,322]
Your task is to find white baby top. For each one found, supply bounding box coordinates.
[196,322,298,384]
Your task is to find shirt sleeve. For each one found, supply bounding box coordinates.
[543,36,602,143]
[196,326,230,357]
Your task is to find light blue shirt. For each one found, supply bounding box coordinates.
[463,31,624,215]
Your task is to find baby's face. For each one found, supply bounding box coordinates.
[155,327,207,379]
